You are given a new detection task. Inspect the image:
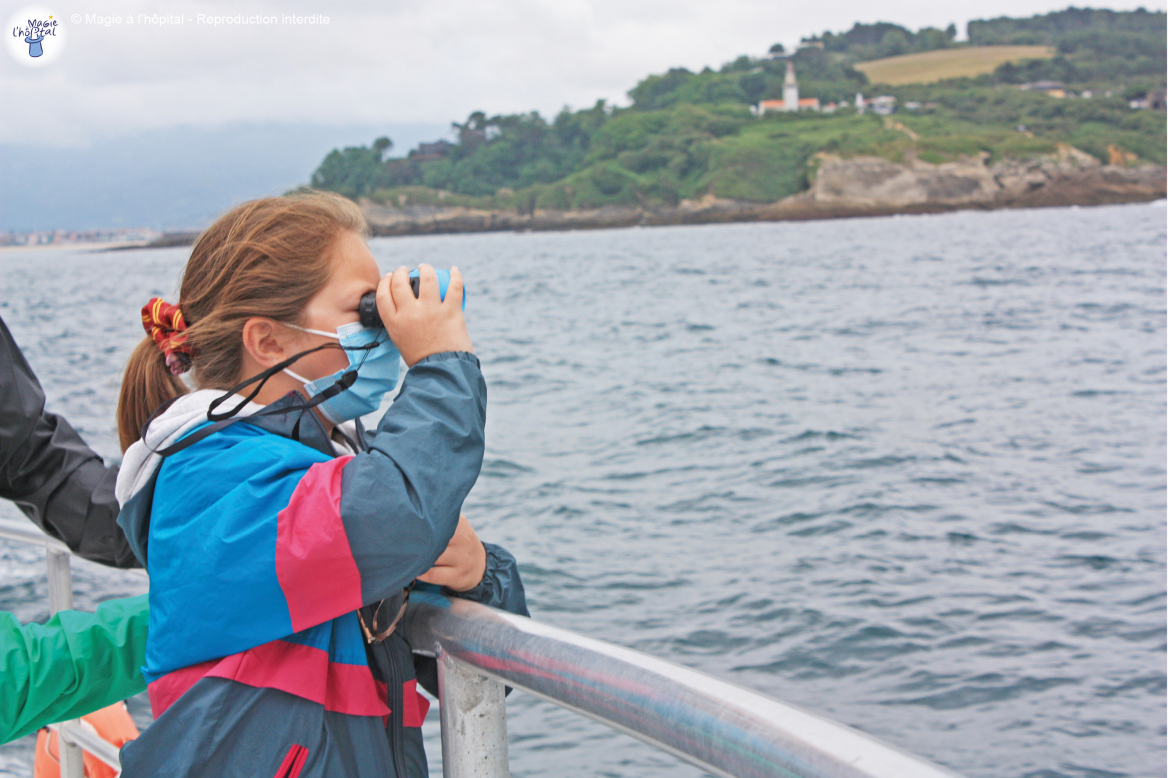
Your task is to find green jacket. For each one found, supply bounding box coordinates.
[0,594,149,744]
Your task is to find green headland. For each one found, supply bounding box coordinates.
[301,7,1166,234]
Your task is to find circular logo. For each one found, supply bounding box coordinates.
[6,6,67,67]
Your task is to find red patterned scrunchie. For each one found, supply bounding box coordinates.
[141,298,193,375]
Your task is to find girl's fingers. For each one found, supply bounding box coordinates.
[416,263,440,301]
[375,272,397,326]
[417,565,469,589]
[446,266,464,307]
[388,266,413,308]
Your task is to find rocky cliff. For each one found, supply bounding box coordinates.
[805,145,1164,211]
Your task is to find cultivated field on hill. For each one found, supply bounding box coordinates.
[855,45,1053,85]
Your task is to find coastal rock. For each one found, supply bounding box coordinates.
[989,148,1165,207]
[806,145,1162,211]
[811,154,1001,207]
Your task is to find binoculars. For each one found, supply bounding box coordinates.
[358,268,466,329]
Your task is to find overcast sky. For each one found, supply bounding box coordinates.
[2,0,1164,149]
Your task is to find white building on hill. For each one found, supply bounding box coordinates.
[783,60,799,111]
[756,60,824,114]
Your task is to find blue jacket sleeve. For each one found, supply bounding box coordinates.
[340,352,487,605]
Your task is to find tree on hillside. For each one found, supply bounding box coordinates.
[809,21,954,61]
[311,145,385,198]
[629,68,696,110]
[968,7,1166,46]
[373,136,393,161]
[977,8,1167,82]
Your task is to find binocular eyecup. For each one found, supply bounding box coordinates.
[357,269,465,329]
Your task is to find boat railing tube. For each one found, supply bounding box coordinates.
[404,590,965,778]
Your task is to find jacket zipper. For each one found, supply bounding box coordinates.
[273,744,309,778]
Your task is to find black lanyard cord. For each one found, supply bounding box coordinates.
[149,370,358,458]
[138,333,385,458]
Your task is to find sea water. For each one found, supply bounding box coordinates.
[0,202,1164,777]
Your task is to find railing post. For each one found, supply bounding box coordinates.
[46,548,74,613]
[46,548,84,778]
[437,653,509,778]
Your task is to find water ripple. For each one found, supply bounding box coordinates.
[0,204,1164,778]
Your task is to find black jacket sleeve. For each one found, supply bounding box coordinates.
[0,315,138,568]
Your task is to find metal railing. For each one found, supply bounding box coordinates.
[1,516,963,778]
[404,591,963,778]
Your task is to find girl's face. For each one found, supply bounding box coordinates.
[286,230,382,383]
[236,230,382,420]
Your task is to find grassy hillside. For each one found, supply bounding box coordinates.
[350,101,1162,214]
[855,46,1053,86]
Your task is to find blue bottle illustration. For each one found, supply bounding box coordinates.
[25,34,44,57]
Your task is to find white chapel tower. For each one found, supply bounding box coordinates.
[783,60,799,111]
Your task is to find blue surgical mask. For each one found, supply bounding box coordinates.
[283,321,402,424]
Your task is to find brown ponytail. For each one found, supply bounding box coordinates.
[117,338,189,451]
[117,190,369,452]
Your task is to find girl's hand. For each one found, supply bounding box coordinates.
[417,513,487,592]
[376,264,473,366]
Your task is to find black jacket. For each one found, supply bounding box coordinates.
[0,314,138,567]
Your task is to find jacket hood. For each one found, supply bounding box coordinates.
[115,389,264,507]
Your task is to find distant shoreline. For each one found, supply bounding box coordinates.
[66,155,1166,251]
[0,240,151,253]
[357,187,1166,240]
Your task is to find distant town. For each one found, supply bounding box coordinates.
[0,227,161,248]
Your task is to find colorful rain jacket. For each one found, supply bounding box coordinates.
[114,352,527,778]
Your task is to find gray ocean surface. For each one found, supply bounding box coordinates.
[0,203,1165,778]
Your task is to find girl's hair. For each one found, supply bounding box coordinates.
[117,190,369,452]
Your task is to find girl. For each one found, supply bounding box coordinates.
[113,191,527,777]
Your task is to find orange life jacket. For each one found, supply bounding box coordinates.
[33,702,139,778]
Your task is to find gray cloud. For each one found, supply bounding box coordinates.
[1,0,1164,146]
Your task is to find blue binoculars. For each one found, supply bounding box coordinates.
[357,268,466,329]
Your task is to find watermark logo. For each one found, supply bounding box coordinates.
[6,6,67,67]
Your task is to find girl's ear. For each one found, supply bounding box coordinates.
[240,317,291,368]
